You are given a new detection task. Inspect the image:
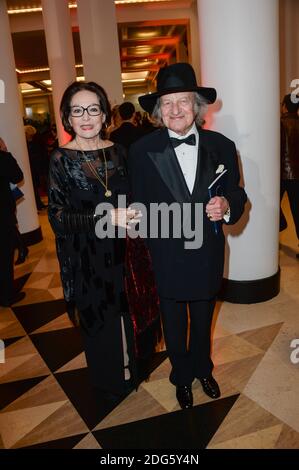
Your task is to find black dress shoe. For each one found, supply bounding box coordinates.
[0,291,26,307]
[199,375,221,399]
[15,246,29,265]
[176,385,193,409]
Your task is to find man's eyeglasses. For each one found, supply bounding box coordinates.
[70,104,102,117]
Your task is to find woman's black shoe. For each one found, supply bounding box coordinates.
[15,246,29,265]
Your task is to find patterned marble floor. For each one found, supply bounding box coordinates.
[0,196,299,450]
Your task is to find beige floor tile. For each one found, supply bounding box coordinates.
[0,400,67,449]
[3,375,67,412]
[238,322,283,352]
[208,394,281,446]
[208,424,283,449]
[93,386,167,430]
[212,334,263,366]
[141,377,178,412]
[13,401,89,449]
[243,350,299,432]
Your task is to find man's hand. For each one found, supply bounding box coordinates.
[206,196,229,221]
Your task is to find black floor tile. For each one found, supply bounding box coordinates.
[0,376,48,410]
[14,273,32,293]
[13,299,68,334]
[137,351,168,383]
[54,368,126,430]
[29,327,83,372]
[20,433,88,449]
[3,336,24,348]
[93,394,240,449]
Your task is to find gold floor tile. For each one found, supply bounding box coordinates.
[48,273,63,289]
[5,336,40,358]
[93,386,168,431]
[208,394,281,446]
[0,320,26,339]
[0,337,50,383]
[48,287,64,299]
[32,313,73,334]
[19,288,56,305]
[74,433,101,449]
[208,424,283,449]
[55,352,87,373]
[3,375,67,412]
[0,400,67,449]
[26,272,54,288]
[275,424,299,449]
[13,401,89,449]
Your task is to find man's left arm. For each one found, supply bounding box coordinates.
[223,141,247,225]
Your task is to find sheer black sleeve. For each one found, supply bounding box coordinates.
[48,149,96,236]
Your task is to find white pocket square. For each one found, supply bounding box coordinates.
[216,164,225,174]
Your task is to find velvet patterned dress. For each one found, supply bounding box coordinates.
[48,144,136,394]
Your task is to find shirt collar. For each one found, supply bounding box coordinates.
[167,122,198,143]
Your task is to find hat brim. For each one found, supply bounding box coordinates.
[138,86,217,114]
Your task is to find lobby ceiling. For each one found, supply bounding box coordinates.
[6,0,190,96]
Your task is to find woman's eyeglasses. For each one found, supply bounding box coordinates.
[70,104,102,117]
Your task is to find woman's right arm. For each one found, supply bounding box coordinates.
[48,150,95,236]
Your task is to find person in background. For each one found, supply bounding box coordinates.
[110,101,145,151]
[0,141,25,306]
[24,125,47,210]
[129,62,247,409]
[280,93,299,258]
[0,137,28,265]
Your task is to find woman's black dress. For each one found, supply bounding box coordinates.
[48,144,135,395]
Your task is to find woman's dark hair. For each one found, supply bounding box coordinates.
[60,81,111,138]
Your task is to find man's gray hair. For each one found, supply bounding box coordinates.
[151,92,208,127]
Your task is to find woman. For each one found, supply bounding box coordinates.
[48,81,141,397]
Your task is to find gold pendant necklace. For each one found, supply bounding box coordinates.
[76,139,112,197]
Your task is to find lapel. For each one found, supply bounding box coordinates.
[148,128,191,203]
[148,127,220,203]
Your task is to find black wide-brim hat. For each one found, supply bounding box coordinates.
[139,62,217,114]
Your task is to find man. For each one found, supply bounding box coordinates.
[280,93,299,258]
[129,63,247,409]
[0,145,25,307]
[110,101,145,151]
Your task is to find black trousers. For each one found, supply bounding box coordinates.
[159,297,215,386]
[0,224,15,303]
[280,179,299,239]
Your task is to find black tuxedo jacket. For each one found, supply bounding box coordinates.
[129,127,247,300]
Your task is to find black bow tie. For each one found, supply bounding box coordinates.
[170,133,196,148]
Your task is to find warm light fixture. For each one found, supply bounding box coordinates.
[8,0,174,14]
[16,64,83,74]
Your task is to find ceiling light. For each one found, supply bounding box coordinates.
[8,0,174,14]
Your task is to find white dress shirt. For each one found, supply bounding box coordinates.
[168,123,199,194]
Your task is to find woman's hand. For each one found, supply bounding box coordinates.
[110,208,142,229]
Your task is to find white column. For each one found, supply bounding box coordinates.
[41,0,76,145]
[197,0,280,300]
[0,1,40,241]
[76,0,123,106]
